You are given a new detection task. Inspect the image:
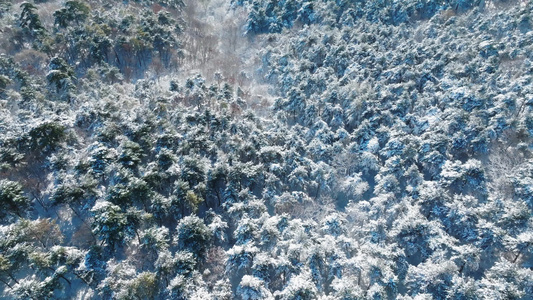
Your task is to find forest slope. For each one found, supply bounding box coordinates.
[0,0,533,299]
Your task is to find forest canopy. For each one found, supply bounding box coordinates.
[1,0,533,299]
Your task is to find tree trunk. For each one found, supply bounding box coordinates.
[0,277,13,289]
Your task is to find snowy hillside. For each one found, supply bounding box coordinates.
[1,0,533,299]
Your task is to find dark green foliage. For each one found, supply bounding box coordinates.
[54,1,90,28]
[0,146,24,171]
[19,2,46,37]
[0,55,32,88]
[47,57,76,99]
[118,140,143,169]
[0,180,30,221]
[50,184,84,206]
[91,201,131,248]
[27,122,66,152]
[175,216,212,258]
[0,74,10,89]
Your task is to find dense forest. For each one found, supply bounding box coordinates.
[0,0,533,299]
